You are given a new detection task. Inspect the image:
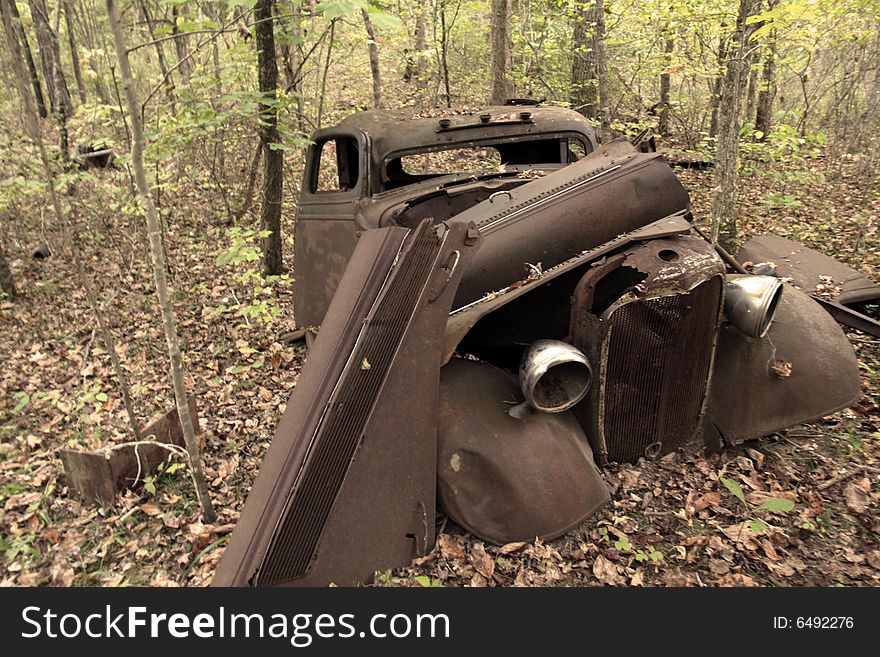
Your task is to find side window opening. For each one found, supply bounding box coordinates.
[313,137,360,193]
[566,138,588,162]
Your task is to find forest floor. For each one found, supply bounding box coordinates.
[1,150,878,587]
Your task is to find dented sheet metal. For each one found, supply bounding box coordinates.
[443,212,694,361]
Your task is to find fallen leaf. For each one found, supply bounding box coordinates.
[4,492,41,510]
[469,543,495,580]
[438,534,466,561]
[498,541,528,555]
[592,554,624,586]
[844,480,870,514]
[693,491,720,512]
[715,573,757,587]
[771,360,792,378]
[50,565,74,587]
[140,501,162,517]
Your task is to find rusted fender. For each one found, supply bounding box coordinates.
[704,276,861,445]
[437,358,610,545]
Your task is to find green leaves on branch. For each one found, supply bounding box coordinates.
[316,1,403,30]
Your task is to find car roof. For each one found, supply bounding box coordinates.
[334,105,599,166]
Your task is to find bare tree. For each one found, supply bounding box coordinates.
[62,0,86,104]
[754,0,780,141]
[361,8,382,109]
[413,0,430,96]
[658,29,674,135]
[137,0,177,112]
[490,0,513,104]
[2,0,47,118]
[711,0,759,250]
[27,0,72,115]
[255,0,283,276]
[171,3,194,82]
[105,0,216,522]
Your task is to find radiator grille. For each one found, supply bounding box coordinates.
[256,227,441,585]
[601,276,721,463]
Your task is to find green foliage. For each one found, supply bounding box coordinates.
[214,227,291,327]
[719,472,796,535]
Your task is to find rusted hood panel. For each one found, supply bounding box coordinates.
[448,139,691,308]
[442,212,694,362]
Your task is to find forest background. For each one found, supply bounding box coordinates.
[0,0,878,587]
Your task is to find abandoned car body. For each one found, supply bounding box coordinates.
[214,106,871,587]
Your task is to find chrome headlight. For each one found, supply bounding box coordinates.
[724,275,783,338]
[519,339,592,413]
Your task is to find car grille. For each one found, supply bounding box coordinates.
[599,276,722,463]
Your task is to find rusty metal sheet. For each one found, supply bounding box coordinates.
[738,234,880,306]
[437,358,609,544]
[338,105,600,178]
[447,139,691,308]
[60,398,197,505]
[705,278,861,444]
[292,218,360,329]
[568,236,725,464]
[214,219,478,587]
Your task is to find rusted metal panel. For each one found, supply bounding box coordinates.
[337,106,599,179]
[706,278,861,444]
[214,219,478,587]
[738,235,880,306]
[448,139,691,308]
[443,212,694,362]
[60,398,197,505]
[737,235,880,337]
[437,358,609,545]
[292,218,360,329]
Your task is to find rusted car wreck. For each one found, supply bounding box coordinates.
[213,105,877,587]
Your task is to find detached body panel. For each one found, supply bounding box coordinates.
[215,220,478,586]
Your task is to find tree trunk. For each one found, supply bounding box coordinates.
[711,0,758,251]
[413,0,429,95]
[744,56,758,125]
[27,0,72,116]
[439,0,452,107]
[709,30,728,138]
[570,0,607,124]
[658,32,674,135]
[105,0,216,523]
[361,8,382,109]
[62,0,86,104]
[137,0,176,111]
[171,4,194,82]
[0,240,16,301]
[490,0,513,104]
[255,0,283,276]
[754,2,779,141]
[3,0,47,118]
